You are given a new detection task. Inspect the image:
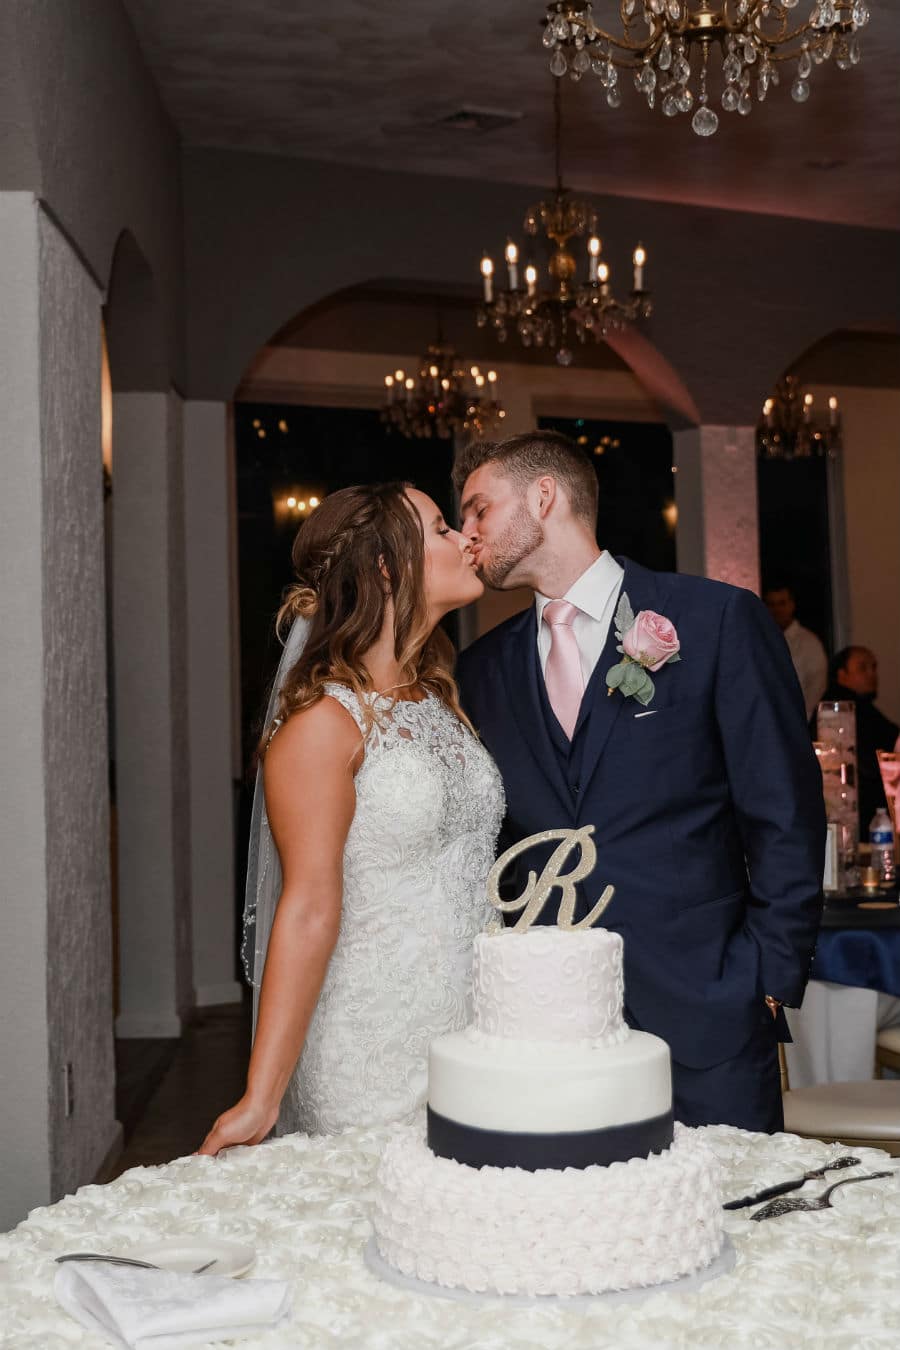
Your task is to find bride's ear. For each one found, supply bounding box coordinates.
[377,553,393,592]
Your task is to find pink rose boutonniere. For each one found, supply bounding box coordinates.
[606,593,680,706]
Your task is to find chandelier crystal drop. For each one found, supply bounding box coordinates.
[381,343,505,440]
[476,83,651,366]
[757,375,841,459]
[542,1,869,136]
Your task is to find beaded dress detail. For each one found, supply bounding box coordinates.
[279,684,504,1135]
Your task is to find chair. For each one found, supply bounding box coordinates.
[779,1044,900,1157]
[876,1026,900,1077]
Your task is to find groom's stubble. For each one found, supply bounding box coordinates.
[478,500,544,590]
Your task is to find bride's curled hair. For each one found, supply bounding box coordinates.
[264,482,468,747]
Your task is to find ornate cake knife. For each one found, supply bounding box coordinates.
[723,1156,860,1210]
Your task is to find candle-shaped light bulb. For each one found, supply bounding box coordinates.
[803,392,813,423]
[598,261,610,294]
[470,366,480,379]
[487,369,498,383]
[525,263,538,297]
[480,254,494,303]
[475,374,486,388]
[588,234,601,283]
[394,369,404,383]
[287,496,297,508]
[829,395,839,427]
[404,376,415,406]
[428,364,439,378]
[441,377,450,390]
[505,239,519,290]
[763,397,774,427]
[633,243,647,291]
[309,496,319,508]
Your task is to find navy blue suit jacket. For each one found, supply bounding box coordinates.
[457,558,826,1071]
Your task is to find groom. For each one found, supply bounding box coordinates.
[454,430,825,1132]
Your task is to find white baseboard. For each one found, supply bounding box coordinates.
[115,1012,183,1039]
[194,980,244,1007]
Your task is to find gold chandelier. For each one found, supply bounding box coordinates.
[476,82,651,367]
[382,341,505,440]
[757,374,841,459]
[542,2,869,137]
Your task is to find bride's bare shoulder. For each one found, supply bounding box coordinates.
[264,694,363,776]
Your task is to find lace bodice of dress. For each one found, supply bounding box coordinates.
[280,683,504,1136]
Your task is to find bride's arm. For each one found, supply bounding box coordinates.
[198,698,361,1155]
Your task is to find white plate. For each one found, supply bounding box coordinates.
[127,1238,256,1279]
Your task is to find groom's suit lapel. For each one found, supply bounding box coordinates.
[501,609,573,815]
[576,556,669,803]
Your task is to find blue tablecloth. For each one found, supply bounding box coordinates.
[811,929,900,998]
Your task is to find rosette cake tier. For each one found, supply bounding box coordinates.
[373,927,724,1297]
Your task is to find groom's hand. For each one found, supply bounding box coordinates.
[197,1094,279,1156]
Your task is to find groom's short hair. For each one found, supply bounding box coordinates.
[453,430,599,527]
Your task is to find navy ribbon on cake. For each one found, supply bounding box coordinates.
[427,1106,674,1172]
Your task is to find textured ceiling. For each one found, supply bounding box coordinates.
[123,0,900,230]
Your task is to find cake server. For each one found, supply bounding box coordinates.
[722,1155,861,1210]
[750,1171,893,1221]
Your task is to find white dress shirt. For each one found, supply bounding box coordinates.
[535,552,625,687]
[782,619,828,720]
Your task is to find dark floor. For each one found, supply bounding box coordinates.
[101,999,252,1182]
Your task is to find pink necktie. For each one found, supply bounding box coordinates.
[542,600,584,740]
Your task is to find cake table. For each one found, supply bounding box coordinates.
[1,1121,898,1348]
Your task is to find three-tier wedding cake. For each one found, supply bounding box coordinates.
[372,828,724,1298]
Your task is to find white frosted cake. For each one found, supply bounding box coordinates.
[372,926,724,1297]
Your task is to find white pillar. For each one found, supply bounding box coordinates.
[183,401,241,1006]
[673,425,760,593]
[113,391,194,1036]
[0,195,118,1225]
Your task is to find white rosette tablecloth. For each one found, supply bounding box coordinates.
[2,1122,899,1349]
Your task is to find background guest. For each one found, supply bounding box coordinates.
[764,580,828,720]
[814,645,900,837]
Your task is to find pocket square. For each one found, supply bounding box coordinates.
[634,710,658,719]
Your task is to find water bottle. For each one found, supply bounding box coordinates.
[869,808,896,887]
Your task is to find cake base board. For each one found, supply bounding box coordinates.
[363,1233,735,1307]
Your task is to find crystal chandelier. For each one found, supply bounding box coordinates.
[476,82,651,367]
[757,374,841,458]
[382,342,505,440]
[541,2,869,138]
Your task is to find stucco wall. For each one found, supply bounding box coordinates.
[39,205,119,1198]
[2,0,185,388]
[0,195,117,1227]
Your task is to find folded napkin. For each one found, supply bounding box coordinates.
[55,1262,292,1349]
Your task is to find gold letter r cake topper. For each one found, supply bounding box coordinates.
[486,826,615,932]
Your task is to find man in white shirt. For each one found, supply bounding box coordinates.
[763,582,828,720]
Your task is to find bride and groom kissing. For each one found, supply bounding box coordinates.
[200,429,825,1157]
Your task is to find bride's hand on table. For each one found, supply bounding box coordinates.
[197,1095,279,1156]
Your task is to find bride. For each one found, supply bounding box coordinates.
[199,482,504,1154]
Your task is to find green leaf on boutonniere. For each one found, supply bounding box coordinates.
[606,661,627,690]
[613,592,635,641]
[666,652,681,664]
[632,671,655,705]
[606,656,656,705]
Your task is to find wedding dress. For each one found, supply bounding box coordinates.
[277,683,504,1136]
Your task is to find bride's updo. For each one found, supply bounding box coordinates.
[264,482,467,747]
